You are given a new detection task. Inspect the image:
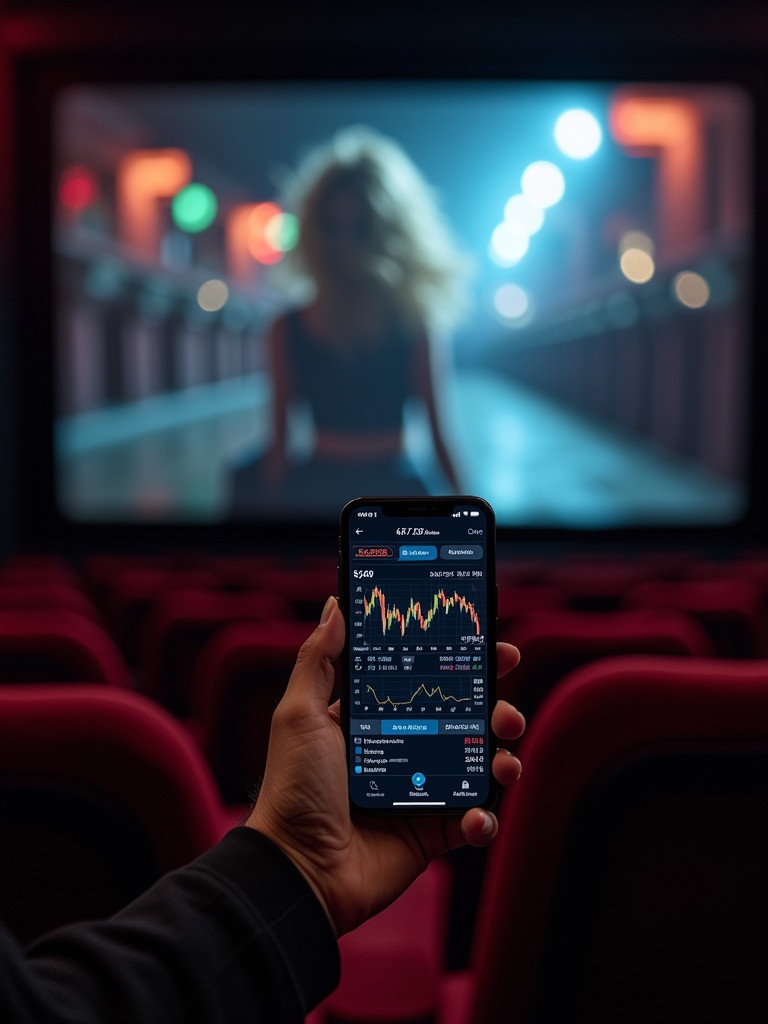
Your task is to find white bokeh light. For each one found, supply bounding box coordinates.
[489,223,530,267]
[493,283,533,326]
[673,271,710,309]
[554,109,603,159]
[520,161,566,209]
[503,193,545,237]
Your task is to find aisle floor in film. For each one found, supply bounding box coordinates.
[56,370,743,526]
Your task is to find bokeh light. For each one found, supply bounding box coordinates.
[247,202,285,264]
[520,161,566,208]
[673,271,710,309]
[59,165,99,212]
[171,183,218,233]
[554,109,603,159]
[503,194,545,237]
[620,248,655,284]
[197,278,229,312]
[265,211,300,253]
[493,283,533,326]
[489,223,530,266]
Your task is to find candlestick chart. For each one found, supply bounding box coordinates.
[362,584,483,641]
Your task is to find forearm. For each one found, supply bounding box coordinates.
[1,828,339,1024]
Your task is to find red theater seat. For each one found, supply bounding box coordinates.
[317,858,453,1024]
[241,566,337,621]
[99,565,224,665]
[140,588,293,715]
[0,609,133,687]
[0,554,80,588]
[0,685,226,945]
[0,580,101,618]
[190,619,312,803]
[444,656,768,1024]
[622,575,768,657]
[542,559,654,611]
[496,583,568,633]
[499,607,713,721]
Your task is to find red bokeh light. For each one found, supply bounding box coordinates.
[59,165,99,212]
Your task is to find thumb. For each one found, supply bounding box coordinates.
[282,596,345,708]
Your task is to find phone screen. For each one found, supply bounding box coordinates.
[339,496,497,813]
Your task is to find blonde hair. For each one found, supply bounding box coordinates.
[274,126,473,332]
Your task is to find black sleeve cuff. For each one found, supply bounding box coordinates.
[190,826,340,1012]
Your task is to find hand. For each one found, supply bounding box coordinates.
[246,596,524,936]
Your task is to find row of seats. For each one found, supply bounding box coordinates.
[1,657,764,1022]
[1,551,768,802]
[0,551,766,1021]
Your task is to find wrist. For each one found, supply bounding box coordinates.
[244,813,338,937]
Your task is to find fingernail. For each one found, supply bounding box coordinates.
[320,595,336,624]
[480,812,494,836]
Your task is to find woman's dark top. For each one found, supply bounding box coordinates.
[282,308,415,434]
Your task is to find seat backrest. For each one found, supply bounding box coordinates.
[467,655,768,1024]
[622,576,768,657]
[0,609,133,686]
[190,620,312,803]
[140,588,292,714]
[101,566,223,665]
[500,608,713,722]
[541,559,654,611]
[0,684,225,944]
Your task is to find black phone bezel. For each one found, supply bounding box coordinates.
[338,495,499,815]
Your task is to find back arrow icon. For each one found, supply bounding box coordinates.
[356,528,363,534]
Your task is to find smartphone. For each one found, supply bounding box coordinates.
[338,496,497,814]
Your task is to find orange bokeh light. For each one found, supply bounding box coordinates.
[609,94,704,260]
[226,201,284,282]
[246,203,283,264]
[610,98,697,149]
[116,148,192,258]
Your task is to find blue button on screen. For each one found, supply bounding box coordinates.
[399,546,437,561]
[381,720,439,735]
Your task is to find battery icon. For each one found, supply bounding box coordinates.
[470,511,480,517]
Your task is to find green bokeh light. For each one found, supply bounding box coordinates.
[171,183,218,233]
[265,211,300,252]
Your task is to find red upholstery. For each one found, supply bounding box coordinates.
[0,609,133,686]
[542,559,654,611]
[99,565,223,665]
[452,656,768,1024]
[499,607,713,720]
[496,560,549,587]
[0,554,80,588]
[496,584,568,632]
[318,858,453,1024]
[241,566,337,621]
[140,588,293,714]
[190,619,312,802]
[623,575,768,657]
[0,581,99,618]
[0,684,226,944]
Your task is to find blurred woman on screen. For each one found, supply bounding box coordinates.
[231,126,472,517]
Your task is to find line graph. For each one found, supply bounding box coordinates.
[363,585,483,639]
[366,681,474,708]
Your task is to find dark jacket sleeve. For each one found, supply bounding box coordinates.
[0,827,340,1024]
